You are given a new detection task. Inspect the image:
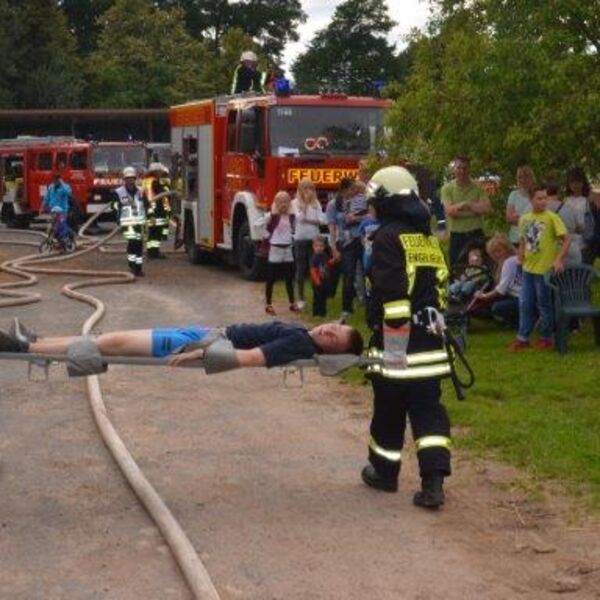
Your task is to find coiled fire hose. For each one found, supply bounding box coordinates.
[0,212,221,600]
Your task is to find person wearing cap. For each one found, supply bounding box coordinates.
[361,166,453,509]
[231,50,266,94]
[112,167,148,276]
[143,162,171,259]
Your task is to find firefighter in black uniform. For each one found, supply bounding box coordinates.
[231,51,266,94]
[361,166,452,509]
[144,162,171,259]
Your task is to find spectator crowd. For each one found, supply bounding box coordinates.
[260,155,600,351]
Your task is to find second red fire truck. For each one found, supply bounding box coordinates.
[170,92,391,279]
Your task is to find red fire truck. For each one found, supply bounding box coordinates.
[170,92,392,279]
[0,136,146,227]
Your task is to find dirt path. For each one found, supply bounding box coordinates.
[0,238,599,599]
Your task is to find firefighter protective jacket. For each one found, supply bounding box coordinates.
[112,185,147,228]
[366,193,451,380]
[144,176,171,226]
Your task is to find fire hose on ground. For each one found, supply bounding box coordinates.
[0,210,221,600]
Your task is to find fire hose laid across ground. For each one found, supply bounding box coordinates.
[0,208,221,600]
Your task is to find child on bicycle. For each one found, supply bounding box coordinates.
[41,174,75,249]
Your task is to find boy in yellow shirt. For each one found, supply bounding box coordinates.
[508,186,570,351]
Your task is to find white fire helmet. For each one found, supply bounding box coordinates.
[367,166,418,199]
[148,162,168,174]
[122,166,137,179]
[240,50,258,63]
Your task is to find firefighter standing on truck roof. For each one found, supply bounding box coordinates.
[112,167,148,277]
[361,166,452,509]
[231,51,266,94]
[144,162,171,259]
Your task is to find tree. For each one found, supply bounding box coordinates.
[156,0,306,59]
[291,0,404,95]
[385,1,600,185]
[0,0,17,107]
[3,0,83,108]
[87,0,214,107]
[59,0,114,55]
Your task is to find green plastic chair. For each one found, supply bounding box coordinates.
[545,265,600,354]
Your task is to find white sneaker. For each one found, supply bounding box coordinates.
[297,300,305,310]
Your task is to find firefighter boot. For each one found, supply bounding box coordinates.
[361,465,398,493]
[413,473,445,509]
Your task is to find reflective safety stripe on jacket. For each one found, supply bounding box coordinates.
[365,347,451,379]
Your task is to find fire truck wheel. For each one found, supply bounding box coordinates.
[184,217,213,265]
[236,220,265,281]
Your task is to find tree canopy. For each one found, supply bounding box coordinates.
[86,0,214,107]
[385,1,600,180]
[292,0,405,95]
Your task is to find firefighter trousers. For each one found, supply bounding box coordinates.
[123,226,144,272]
[368,377,451,480]
[147,224,163,254]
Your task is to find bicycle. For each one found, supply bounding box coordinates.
[38,211,77,254]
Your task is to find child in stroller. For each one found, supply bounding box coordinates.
[446,240,494,349]
[448,247,493,304]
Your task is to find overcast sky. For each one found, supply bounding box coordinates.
[281,0,431,73]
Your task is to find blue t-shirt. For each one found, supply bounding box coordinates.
[43,180,72,213]
[226,321,320,367]
[358,217,380,272]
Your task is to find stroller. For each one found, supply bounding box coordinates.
[445,238,495,350]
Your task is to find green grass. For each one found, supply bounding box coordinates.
[277,273,600,509]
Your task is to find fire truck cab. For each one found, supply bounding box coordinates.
[170,92,391,279]
[0,136,147,228]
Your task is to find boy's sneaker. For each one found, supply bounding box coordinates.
[506,339,531,352]
[9,317,38,343]
[296,300,305,310]
[534,338,553,350]
[289,303,301,313]
[0,330,28,353]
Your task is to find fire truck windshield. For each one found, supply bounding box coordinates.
[92,145,146,175]
[270,106,385,157]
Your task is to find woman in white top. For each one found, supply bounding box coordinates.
[263,191,300,315]
[475,234,522,329]
[505,165,535,245]
[563,167,591,258]
[291,178,323,309]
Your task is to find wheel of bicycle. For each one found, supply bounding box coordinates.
[38,239,53,254]
[64,237,77,253]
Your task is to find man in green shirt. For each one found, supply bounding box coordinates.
[507,186,570,351]
[441,156,492,267]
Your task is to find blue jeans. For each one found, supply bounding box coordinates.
[517,272,553,341]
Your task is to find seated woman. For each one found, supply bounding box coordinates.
[474,234,522,329]
[0,319,363,373]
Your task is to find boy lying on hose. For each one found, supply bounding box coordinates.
[0,319,364,373]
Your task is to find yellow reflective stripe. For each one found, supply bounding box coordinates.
[407,350,448,365]
[383,300,411,319]
[366,349,448,365]
[415,435,452,451]
[369,437,401,462]
[366,363,451,379]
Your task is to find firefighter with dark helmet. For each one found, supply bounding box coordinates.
[361,165,452,509]
[112,167,148,276]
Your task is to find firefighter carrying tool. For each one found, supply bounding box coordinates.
[361,165,455,509]
[112,167,148,276]
[144,162,171,259]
